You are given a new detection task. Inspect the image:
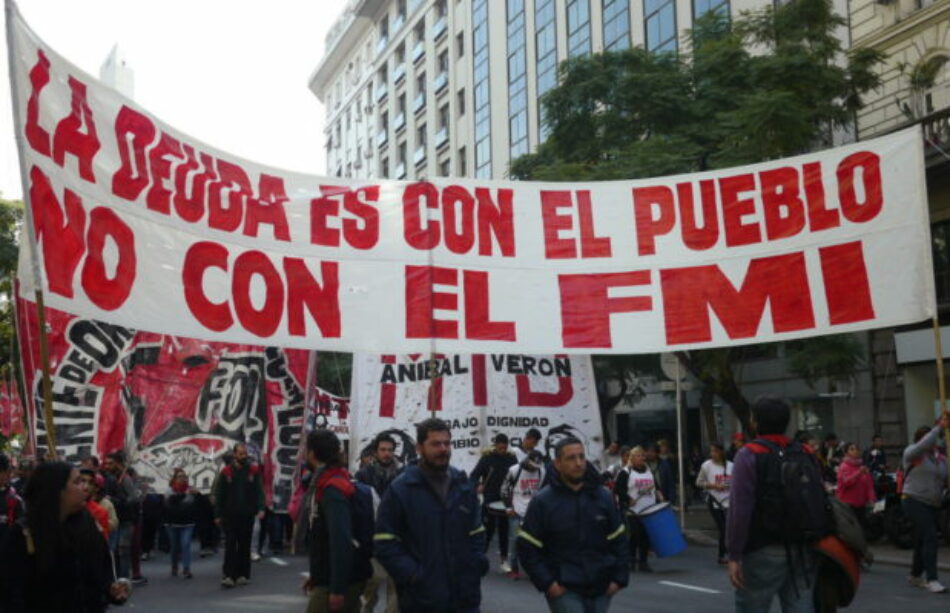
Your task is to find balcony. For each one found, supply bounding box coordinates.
[393,63,406,84]
[395,162,407,179]
[376,82,388,102]
[376,35,388,55]
[414,145,427,166]
[413,92,426,115]
[435,126,449,149]
[432,16,447,41]
[412,40,425,65]
[885,106,950,168]
[376,129,388,148]
[394,112,406,133]
[433,72,448,95]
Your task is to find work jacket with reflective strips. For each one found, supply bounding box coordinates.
[517,470,630,597]
[374,464,488,612]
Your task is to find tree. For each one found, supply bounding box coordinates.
[511,0,884,433]
[0,196,23,370]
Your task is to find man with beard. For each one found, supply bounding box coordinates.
[104,450,147,585]
[356,434,402,613]
[214,442,265,588]
[518,437,629,612]
[375,418,488,612]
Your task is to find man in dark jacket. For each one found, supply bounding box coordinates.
[518,437,629,612]
[214,442,265,588]
[375,418,489,612]
[470,433,517,570]
[304,429,372,612]
[355,433,401,613]
[104,450,146,585]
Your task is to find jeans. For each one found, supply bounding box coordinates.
[708,499,727,560]
[903,496,940,581]
[483,506,509,558]
[507,516,521,571]
[115,521,134,579]
[545,591,612,613]
[223,514,255,580]
[735,545,816,613]
[167,524,195,571]
[361,558,398,613]
[627,515,649,565]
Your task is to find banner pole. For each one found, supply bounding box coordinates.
[932,317,950,487]
[675,359,685,530]
[6,0,57,458]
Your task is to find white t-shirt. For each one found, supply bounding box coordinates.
[626,466,657,515]
[696,459,733,508]
[502,463,545,517]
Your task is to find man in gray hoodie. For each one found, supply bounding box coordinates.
[902,411,950,594]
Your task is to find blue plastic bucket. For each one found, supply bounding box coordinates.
[639,502,687,558]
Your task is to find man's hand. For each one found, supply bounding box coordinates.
[939,411,950,430]
[506,509,516,517]
[546,582,567,598]
[728,560,744,590]
[256,510,265,520]
[301,577,313,594]
[606,582,621,596]
[328,593,345,611]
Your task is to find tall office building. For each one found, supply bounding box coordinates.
[100,45,135,99]
[309,0,819,181]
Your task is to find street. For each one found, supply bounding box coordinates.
[126,542,942,612]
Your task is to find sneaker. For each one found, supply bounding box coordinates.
[183,570,193,579]
[908,575,928,588]
[221,577,235,588]
[236,576,249,586]
[131,576,148,586]
[250,552,261,562]
[924,581,948,594]
[500,560,512,574]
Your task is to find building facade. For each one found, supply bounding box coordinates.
[849,0,950,444]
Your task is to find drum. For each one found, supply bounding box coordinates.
[487,501,508,516]
[638,502,687,558]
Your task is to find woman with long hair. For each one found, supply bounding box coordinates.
[0,461,130,611]
[696,442,732,564]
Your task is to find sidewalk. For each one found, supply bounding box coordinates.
[679,506,950,572]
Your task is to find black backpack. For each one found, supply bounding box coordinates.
[754,439,832,545]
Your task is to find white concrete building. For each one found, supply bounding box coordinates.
[308,0,822,182]
[100,45,134,99]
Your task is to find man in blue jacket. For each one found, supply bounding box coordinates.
[375,418,489,612]
[518,437,630,613]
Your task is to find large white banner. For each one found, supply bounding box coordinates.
[8,6,935,355]
[349,354,603,474]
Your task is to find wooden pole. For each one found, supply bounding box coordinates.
[34,290,56,458]
[931,318,950,487]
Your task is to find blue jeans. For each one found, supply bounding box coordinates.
[545,591,612,613]
[903,497,940,581]
[507,516,521,571]
[735,545,816,613]
[115,522,134,579]
[167,524,195,571]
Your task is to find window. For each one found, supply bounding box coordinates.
[457,32,465,57]
[417,123,427,148]
[440,158,451,177]
[398,142,407,165]
[566,0,591,58]
[439,50,450,73]
[395,43,406,64]
[933,219,950,305]
[603,0,630,51]
[380,111,389,132]
[414,19,425,43]
[535,0,558,141]
[436,0,448,18]
[345,108,351,130]
[457,88,466,116]
[645,0,677,54]
[473,0,492,177]
[458,146,467,176]
[694,0,729,19]
[380,157,389,178]
[508,0,529,158]
[396,0,406,20]
[378,16,389,48]
[439,104,450,129]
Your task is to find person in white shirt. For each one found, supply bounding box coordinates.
[615,446,662,572]
[695,442,732,564]
[513,428,543,464]
[500,450,546,580]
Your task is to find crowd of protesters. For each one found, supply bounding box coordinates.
[0,401,946,612]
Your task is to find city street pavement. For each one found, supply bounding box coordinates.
[126,540,945,612]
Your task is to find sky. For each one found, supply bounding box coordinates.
[1,0,348,200]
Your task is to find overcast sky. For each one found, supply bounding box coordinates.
[1,0,348,200]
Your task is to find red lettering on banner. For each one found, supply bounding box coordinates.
[516,358,574,406]
[29,166,86,297]
[405,266,515,341]
[146,132,183,214]
[51,77,100,183]
[182,244,341,338]
[541,191,576,258]
[660,252,815,344]
[559,271,653,348]
[25,50,51,156]
[633,186,675,256]
[209,160,252,233]
[442,185,476,254]
[379,355,397,418]
[245,174,291,241]
[471,354,487,406]
[80,208,136,311]
[310,185,379,249]
[577,191,611,258]
[403,182,440,250]
[112,106,157,200]
[677,180,718,251]
[760,167,805,241]
[475,188,515,257]
[819,241,875,325]
[803,162,840,232]
[720,174,760,247]
[173,146,215,223]
[837,152,883,223]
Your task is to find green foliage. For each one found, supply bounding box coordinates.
[315,352,352,397]
[785,334,865,389]
[0,196,23,371]
[511,0,882,431]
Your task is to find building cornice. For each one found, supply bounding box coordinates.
[308,0,387,100]
[853,1,950,51]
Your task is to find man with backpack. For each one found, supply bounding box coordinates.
[303,429,373,612]
[726,395,831,612]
